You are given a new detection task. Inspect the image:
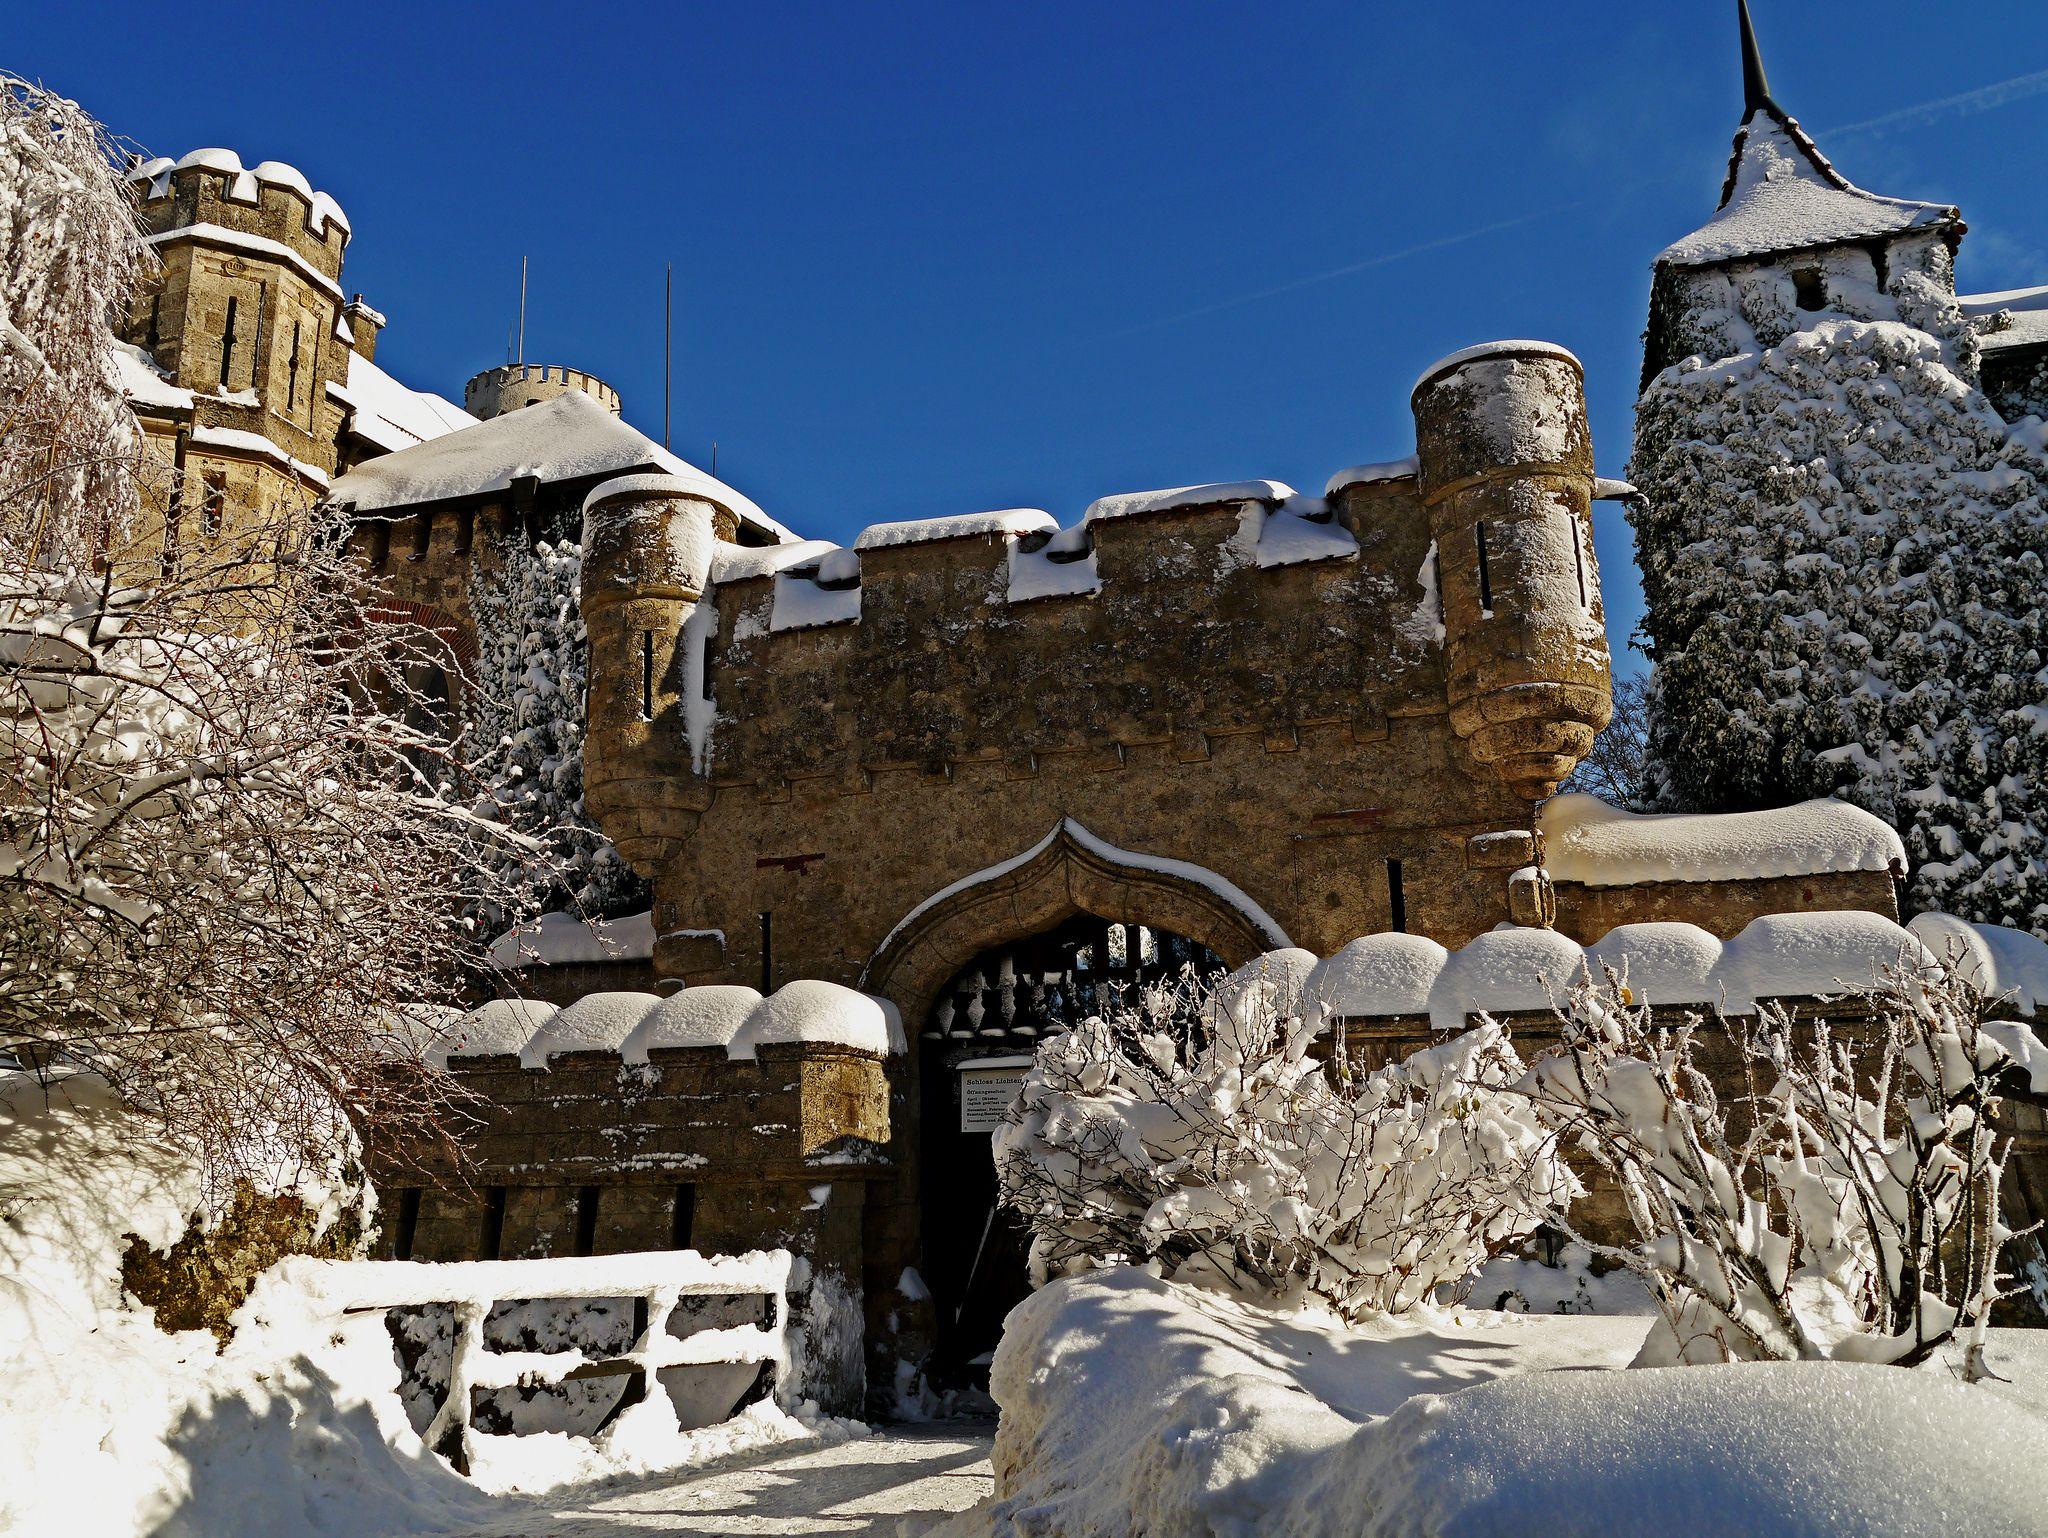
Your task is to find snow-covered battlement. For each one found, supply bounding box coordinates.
[1276,909,2048,1030]
[129,148,351,242]
[426,980,906,1069]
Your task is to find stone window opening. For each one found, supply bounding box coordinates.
[573,1186,601,1257]
[219,295,239,387]
[479,1185,507,1260]
[759,911,774,993]
[286,319,302,414]
[392,1188,421,1260]
[1474,522,1494,614]
[671,1185,696,1249]
[1386,858,1407,933]
[409,512,432,562]
[1569,509,1589,609]
[640,631,655,719]
[366,521,391,569]
[200,473,225,540]
[1792,268,1826,311]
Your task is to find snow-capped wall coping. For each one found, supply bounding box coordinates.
[1324,456,1419,496]
[1413,340,1581,397]
[582,472,724,516]
[1083,481,1294,525]
[129,148,350,237]
[853,509,1057,550]
[1287,909,2032,1031]
[1538,793,1906,888]
[437,980,906,1069]
[711,539,838,584]
[487,909,656,969]
[1908,913,2048,1015]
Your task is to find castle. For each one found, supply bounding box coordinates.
[109,3,2047,1414]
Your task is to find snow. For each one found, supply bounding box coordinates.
[107,340,193,411]
[711,539,837,584]
[1414,339,1581,395]
[1295,909,2037,1028]
[621,986,764,1061]
[327,392,789,544]
[932,1269,2048,1538]
[1959,283,2048,354]
[327,350,475,454]
[1593,475,1639,499]
[1005,525,1100,603]
[852,508,1056,549]
[442,982,905,1068]
[868,817,1292,967]
[1907,911,2048,1015]
[770,565,861,632]
[488,909,655,968]
[1324,455,1419,495]
[1082,479,1293,524]
[143,222,345,302]
[1658,110,1957,268]
[1240,496,1359,568]
[1539,792,1907,887]
[188,423,329,487]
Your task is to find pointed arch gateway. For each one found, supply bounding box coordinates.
[862,816,1291,1025]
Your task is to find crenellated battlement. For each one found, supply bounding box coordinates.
[464,363,622,421]
[129,149,350,283]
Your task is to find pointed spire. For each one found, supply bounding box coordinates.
[1737,0,1775,117]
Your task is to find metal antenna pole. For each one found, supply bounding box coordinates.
[517,255,528,368]
[664,263,672,450]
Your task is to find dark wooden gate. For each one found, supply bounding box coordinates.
[917,916,1223,1390]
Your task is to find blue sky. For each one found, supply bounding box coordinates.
[20,1,2048,675]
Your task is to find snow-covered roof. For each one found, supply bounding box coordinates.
[190,424,329,487]
[438,979,906,1068]
[1907,913,2048,1016]
[486,909,654,969]
[326,351,474,455]
[1538,793,1906,888]
[107,341,193,413]
[1959,284,2048,355]
[1658,109,1959,269]
[1297,909,2031,1029]
[325,391,791,542]
[128,148,349,238]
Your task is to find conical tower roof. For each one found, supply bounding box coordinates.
[1658,0,1960,269]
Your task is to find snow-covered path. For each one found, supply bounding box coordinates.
[447,1423,994,1537]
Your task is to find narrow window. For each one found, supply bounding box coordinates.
[640,630,655,719]
[1793,269,1825,311]
[286,319,302,412]
[479,1185,507,1260]
[393,1188,422,1261]
[1569,510,1588,609]
[700,632,716,702]
[200,472,225,539]
[145,293,160,350]
[759,911,773,994]
[454,508,475,556]
[219,296,239,386]
[1474,521,1493,613]
[671,1184,697,1250]
[410,512,432,561]
[1386,859,1407,934]
[573,1185,600,1257]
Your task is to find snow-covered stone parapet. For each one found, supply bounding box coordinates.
[1292,908,2044,1030]
[129,147,351,240]
[431,979,906,1070]
[1539,793,1907,888]
[488,910,656,969]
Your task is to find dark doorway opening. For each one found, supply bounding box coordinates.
[916,914,1223,1389]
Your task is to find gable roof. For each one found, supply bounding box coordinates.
[325,390,792,542]
[327,352,475,454]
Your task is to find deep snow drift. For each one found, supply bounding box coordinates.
[931,1269,2048,1538]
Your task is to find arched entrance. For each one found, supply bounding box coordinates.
[917,915,1225,1387]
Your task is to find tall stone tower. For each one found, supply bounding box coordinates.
[123,150,363,555]
[464,363,621,421]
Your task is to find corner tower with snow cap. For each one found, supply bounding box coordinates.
[1412,341,1611,801]
[579,473,737,873]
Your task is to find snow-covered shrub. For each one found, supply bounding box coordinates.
[1631,291,2048,935]
[993,963,1578,1319]
[1520,960,2042,1371]
[463,537,644,931]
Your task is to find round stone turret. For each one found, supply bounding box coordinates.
[464,364,621,421]
[1412,341,1612,801]
[579,475,734,877]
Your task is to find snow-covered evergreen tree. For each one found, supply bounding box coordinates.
[1631,67,2048,935]
[464,539,645,932]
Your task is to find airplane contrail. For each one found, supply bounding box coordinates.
[1824,67,2048,139]
[1092,65,2048,344]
